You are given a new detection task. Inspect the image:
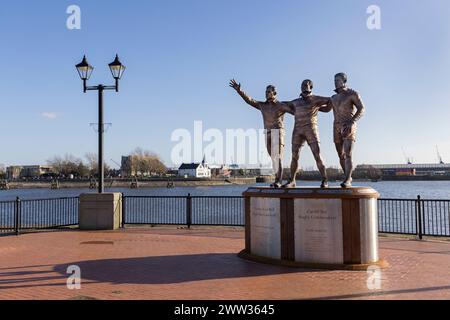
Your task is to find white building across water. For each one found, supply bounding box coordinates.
[178,159,211,178]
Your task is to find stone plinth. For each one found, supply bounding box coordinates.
[239,187,386,270]
[79,193,122,230]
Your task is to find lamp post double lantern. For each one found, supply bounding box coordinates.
[76,55,126,193]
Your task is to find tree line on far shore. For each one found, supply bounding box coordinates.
[45,148,167,179]
[124,148,168,177]
[46,153,105,178]
[1,156,383,181]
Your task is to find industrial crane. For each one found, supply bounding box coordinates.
[436,146,445,165]
[402,147,413,165]
[110,159,121,168]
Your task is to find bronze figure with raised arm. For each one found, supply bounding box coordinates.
[282,80,332,189]
[229,79,293,188]
[331,73,365,188]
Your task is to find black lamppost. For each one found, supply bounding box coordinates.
[76,55,126,193]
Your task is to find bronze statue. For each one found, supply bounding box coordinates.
[229,79,293,188]
[282,80,331,189]
[331,73,365,188]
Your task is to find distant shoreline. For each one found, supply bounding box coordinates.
[3,175,450,191]
[298,175,450,182]
[1,177,258,190]
[375,176,450,181]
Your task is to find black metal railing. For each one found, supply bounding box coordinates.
[191,196,244,226]
[0,200,16,234]
[420,198,450,237]
[123,194,244,227]
[378,198,418,235]
[124,195,450,238]
[20,197,79,230]
[0,197,79,235]
[378,196,450,238]
[123,195,187,225]
[1,194,450,238]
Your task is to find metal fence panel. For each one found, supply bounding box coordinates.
[0,201,15,234]
[124,196,186,225]
[377,199,417,235]
[422,200,450,237]
[191,196,244,226]
[20,197,79,230]
[373,198,450,237]
[2,194,450,238]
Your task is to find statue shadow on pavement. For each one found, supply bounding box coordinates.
[53,253,327,285]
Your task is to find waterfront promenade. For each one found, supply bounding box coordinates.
[1,227,449,300]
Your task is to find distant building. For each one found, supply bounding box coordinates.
[246,168,273,176]
[6,165,53,180]
[356,163,450,177]
[178,159,211,178]
[210,165,231,178]
[121,156,135,177]
[6,166,21,180]
[227,164,273,177]
[166,168,179,176]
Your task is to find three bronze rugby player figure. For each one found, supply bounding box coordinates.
[230,73,365,189]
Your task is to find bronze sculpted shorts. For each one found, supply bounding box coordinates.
[333,123,357,144]
[291,126,319,150]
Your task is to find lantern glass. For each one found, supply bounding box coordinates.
[76,56,94,81]
[108,55,126,80]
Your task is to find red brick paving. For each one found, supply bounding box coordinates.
[0,227,449,300]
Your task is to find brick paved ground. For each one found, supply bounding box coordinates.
[0,227,449,300]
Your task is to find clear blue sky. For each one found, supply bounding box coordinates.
[1,0,449,169]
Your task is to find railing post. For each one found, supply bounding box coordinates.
[14,197,21,236]
[186,193,192,229]
[416,195,423,240]
[121,193,126,229]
